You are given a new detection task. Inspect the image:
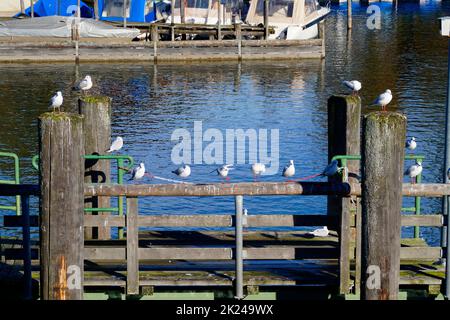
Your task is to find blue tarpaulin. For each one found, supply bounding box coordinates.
[18,0,94,18]
[98,0,156,23]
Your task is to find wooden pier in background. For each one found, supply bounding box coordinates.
[0,95,448,300]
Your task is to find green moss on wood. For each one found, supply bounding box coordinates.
[39,112,84,122]
[80,95,112,104]
[365,111,407,124]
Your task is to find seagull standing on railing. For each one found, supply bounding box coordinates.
[73,75,93,94]
[282,160,295,180]
[405,137,417,152]
[211,164,233,181]
[251,163,266,181]
[49,91,63,112]
[130,162,146,181]
[405,160,422,184]
[172,164,191,178]
[372,89,393,112]
[106,136,123,153]
[307,226,329,237]
[343,80,362,96]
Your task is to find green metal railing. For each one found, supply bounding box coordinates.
[32,154,134,239]
[0,152,21,215]
[332,154,425,238]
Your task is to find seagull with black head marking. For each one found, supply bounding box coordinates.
[405,160,422,184]
[282,160,295,181]
[211,164,233,182]
[172,164,191,178]
[406,137,417,152]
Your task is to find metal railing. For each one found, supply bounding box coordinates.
[0,152,21,215]
[332,154,425,238]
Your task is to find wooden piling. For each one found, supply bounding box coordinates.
[327,95,361,294]
[347,0,352,30]
[78,96,112,240]
[151,24,159,62]
[235,23,242,60]
[217,0,222,40]
[39,112,84,300]
[264,0,269,40]
[30,0,34,18]
[94,0,99,20]
[361,112,406,300]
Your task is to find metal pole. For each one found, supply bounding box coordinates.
[21,195,32,300]
[444,38,450,298]
[123,0,127,28]
[234,195,244,299]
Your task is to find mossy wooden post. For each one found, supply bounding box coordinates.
[79,96,112,240]
[327,95,361,294]
[361,112,406,300]
[39,112,84,300]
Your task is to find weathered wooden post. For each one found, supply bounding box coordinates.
[30,0,34,18]
[78,96,112,240]
[347,0,352,30]
[361,112,406,300]
[235,23,242,60]
[39,113,84,300]
[171,0,175,41]
[94,0,99,20]
[151,24,159,63]
[217,0,222,40]
[264,0,269,40]
[327,95,361,294]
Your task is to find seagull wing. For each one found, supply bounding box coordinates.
[343,81,354,90]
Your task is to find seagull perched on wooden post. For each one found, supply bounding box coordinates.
[405,160,422,184]
[106,137,123,153]
[49,91,63,112]
[343,80,362,95]
[172,164,191,178]
[73,75,93,94]
[282,160,295,180]
[251,163,266,181]
[372,89,393,112]
[405,137,417,152]
[307,226,329,237]
[211,164,233,181]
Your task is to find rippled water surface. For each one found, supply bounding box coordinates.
[1,1,449,244]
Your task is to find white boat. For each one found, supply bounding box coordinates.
[167,0,329,39]
[246,0,330,39]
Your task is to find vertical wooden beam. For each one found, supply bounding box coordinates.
[78,96,112,240]
[355,198,362,296]
[361,112,406,300]
[180,0,186,24]
[30,0,34,18]
[217,0,222,40]
[264,0,269,40]
[171,0,175,41]
[94,0,99,20]
[235,23,242,61]
[347,0,352,30]
[39,112,84,300]
[21,195,32,300]
[126,197,139,295]
[327,95,361,294]
[319,21,325,58]
[123,0,127,28]
[20,0,25,14]
[151,24,159,63]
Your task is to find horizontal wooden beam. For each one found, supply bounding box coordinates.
[401,215,444,227]
[85,182,357,197]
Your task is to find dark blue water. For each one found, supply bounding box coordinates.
[0,1,449,245]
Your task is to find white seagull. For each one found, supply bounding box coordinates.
[322,160,339,177]
[73,75,93,93]
[106,136,123,153]
[282,160,295,179]
[343,80,362,95]
[251,163,266,180]
[372,89,393,112]
[211,164,233,181]
[130,163,146,181]
[405,137,417,151]
[172,164,191,178]
[307,226,329,237]
[49,91,63,112]
[405,160,422,184]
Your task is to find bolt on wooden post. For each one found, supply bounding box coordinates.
[39,112,84,300]
[79,96,112,240]
[327,95,361,294]
[361,112,406,300]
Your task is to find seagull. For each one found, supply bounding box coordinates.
[251,163,266,181]
[106,136,123,153]
[282,160,295,180]
[49,91,63,112]
[307,226,329,237]
[372,89,393,112]
[73,75,93,94]
[130,163,146,181]
[405,160,422,184]
[405,137,417,151]
[172,164,191,178]
[343,80,362,95]
[322,160,339,177]
[211,164,233,181]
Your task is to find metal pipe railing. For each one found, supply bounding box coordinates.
[234,195,244,299]
[0,151,21,215]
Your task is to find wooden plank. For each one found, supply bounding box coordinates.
[401,215,443,227]
[126,197,139,295]
[400,247,441,260]
[84,182,356,197]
